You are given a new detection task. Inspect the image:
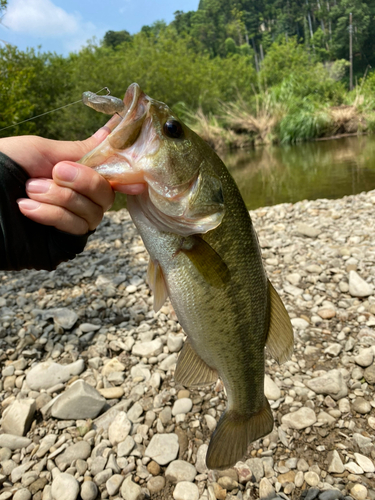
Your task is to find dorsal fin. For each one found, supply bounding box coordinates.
[175,339,218,387]
[266,280,294,364]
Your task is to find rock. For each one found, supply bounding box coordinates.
[354,347,374,367]
[259,477,275,498]
[51,380,106,419]
[36,434,57,458]
[127,402,143,422]
[165,460,197,483]
[120,474,144,500]
[0,434,31,450]
[173,481,199,500]
[296,223,321,238]
[328,450,345,473]
[305,488,320,500]
[291,318,309,329]
[354,453,375,473]
[52,308,78,329]
[118,436,135,457]
[218,475,238,490]
[93,468,112,486]
[55,441,91,469]
[277,470,295,484]
[147,476,165,493]
[11,462,34,483]
[324,343,342,356]
[204,414,217,431]
[102,358,125,376]
[172,398,193,415]
[80,480,98,500]
[167,334,184,352]
[246,458,264,482]
[349,271,373,297]
[106,474,124,496]
[364,364,375,384]
[98,387,124,399]
[318,308,336,319]
[281,407,316,430]
[352,397,372,414]
[145,433,179,465]
[306,370,347,400]
[295,470,304,488]
[147,461,161,476]
[13,489,32,500]
[51,473,80,500]
[318,491,344,500]
[195,444,208,473]
[132,339,163,357]
[159,353,178,371]
[1,399,36,436]
[264,375,281,400]
[108,412,132,446]
[304,471,319,487]
[345,462,363,474]
[26,360,84,390]
[350,484,368,500]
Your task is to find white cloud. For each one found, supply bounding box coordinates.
[4,0,90,38]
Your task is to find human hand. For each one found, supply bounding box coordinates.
[0,114,145,235]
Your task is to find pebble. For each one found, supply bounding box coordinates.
[51,473,80,500]
[259,477,275,498]
[26,360,85,390]
[51,380,106,419]
[306,370,347,400]
[55,441,91,469]
[13,489,32,500]
[350,484,368,500]
[352,397,372,414]
[1,399,36,436]
[354,347,374,367]
[132,339,163,357]
[147,475,166,493]
[172,398,193,415]
[80,480,98,500]
[264,375,281,400]
[304,471,320,487]
[108,412,132,445]
[145,433,179,465]
[120,474,144,500]
[354,452,375,473]
[281,407,317,429]
[328,450,344,473]
[165,460,197,483]
[348,271,373,297]
[173,481,199,500]
[106,474,124,496]
[0,435,31,450]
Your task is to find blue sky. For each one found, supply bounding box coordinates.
[0,0,199,55]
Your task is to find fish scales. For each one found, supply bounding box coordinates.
[80,82,293,469]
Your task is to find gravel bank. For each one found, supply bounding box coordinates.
[0,190,375,500]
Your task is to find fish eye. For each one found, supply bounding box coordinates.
[163,119,184,139]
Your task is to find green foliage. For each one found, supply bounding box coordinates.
[103,30,132,49]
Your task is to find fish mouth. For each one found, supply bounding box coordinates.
[79,83,152,184]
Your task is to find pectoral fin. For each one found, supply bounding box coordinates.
[180,236,230,289]
[266,280,294,363]
[147,259,169,313]
[175,339,218,387]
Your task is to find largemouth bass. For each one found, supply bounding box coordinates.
[80,83,293,469]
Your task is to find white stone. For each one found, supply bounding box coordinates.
[172,398,193,416]
[26,360,85,390]
[0,434,31,450]
[127,402,144,422]
[351,484,368,500]
[120,474,144,500]
[328,450,344,473]
[304,471,319,487]
[106,474,124,496]
[51,380,106,419]
[159,353,178,371]
[13,489,31,500]
[259,478,275,499]
[52,308,78,329]
[118,436,135,457]
[204,414,217,431]
[345,462,363,474]
[165,460,197,483]
[80,480,98,500]
[108,412,132,446]
[173,481,199,500]
[102,358,125,376]
[132,339,163,357]
[306,370,347,400]
[354,453,375,473]
[195,444,208,473]
[264,375,281,400]
[145,433,179,465]
[291,318,309,329]
[281,407,316,430]
[1,399,36,436]
[167,334,184,352]
[51,473,80,500]
[349,271,373,297]
[354,347,374,367]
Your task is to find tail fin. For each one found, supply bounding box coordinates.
[206,399,274,470]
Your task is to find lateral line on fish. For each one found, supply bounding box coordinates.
[0,87,112,133]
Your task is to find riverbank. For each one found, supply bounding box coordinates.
[0,191,374,500]
[189,103,373,151]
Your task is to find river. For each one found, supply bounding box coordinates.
[112,134,375,211]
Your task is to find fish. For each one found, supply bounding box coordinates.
[79,83,294,469]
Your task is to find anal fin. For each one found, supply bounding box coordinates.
[147,259,169,313]
[266,279,294,364]
[175,339,218,387]
[206,398,274,470]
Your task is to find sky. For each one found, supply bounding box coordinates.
[0,0,199,55]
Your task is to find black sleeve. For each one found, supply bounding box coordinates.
[0,152,93,271]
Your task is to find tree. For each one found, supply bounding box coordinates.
[103,30,132,49]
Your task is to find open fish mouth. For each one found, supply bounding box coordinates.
[79,83,155,184]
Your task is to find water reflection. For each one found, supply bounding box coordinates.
[112,135,375,211]
[221,135,375,209]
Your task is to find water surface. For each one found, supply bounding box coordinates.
[112,134,375,211]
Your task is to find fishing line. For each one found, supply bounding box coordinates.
[0,87,111,133]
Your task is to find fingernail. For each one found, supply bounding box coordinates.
[17,199,41,210]
[54,162,78,182]
[26,179,52,194]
